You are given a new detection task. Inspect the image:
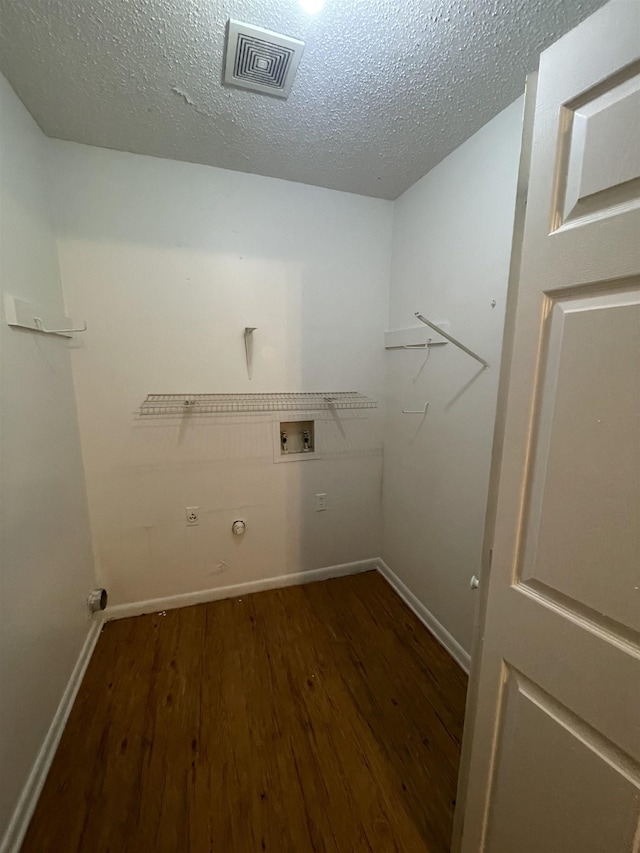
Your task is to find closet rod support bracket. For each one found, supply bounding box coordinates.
[34,317,88,335]
[402,402,429,415]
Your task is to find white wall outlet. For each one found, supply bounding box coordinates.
[185,506,199,526]
[315,493,327,512]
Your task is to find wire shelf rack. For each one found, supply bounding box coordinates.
[139,392,377,417]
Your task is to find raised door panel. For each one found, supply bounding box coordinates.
[519,285,640,633]
[485,668,640,853]
[558,68,640,227]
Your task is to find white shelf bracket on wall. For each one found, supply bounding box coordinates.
[414,312,488,368]
[4,295,87,338]
[244,327,256,380]
[384,322,451,350]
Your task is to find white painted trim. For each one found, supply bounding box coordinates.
[375,559,471,674]
[0,618,103,853]
[105,558,378,621]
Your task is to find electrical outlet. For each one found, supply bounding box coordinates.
[185,506,199,526]
[315,493,327,512]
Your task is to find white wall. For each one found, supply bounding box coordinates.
[382,98,524,655]
[0,75,96,842]
[0,66,522,840]
[48,142,392,607]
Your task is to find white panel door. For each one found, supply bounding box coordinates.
[458,2,640,850]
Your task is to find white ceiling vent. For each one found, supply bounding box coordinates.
[224,20,305,99]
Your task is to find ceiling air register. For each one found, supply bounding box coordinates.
[224,20,305,99]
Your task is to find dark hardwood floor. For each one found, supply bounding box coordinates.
[22,571,468,852]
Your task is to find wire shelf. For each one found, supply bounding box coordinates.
[139,392,377,417]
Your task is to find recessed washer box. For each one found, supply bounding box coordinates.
[273,416,320,463]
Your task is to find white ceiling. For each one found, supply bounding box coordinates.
[0,0,606,199]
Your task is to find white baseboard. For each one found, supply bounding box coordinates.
[375,559,471,674]
[0,618,103,853]
[106,558,470,674]
[105,558,378,621]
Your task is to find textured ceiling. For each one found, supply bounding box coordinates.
[0,0,606,199]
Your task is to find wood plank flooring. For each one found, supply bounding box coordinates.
[22,571,468,853]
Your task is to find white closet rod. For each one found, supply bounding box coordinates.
[414,312,488,368]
